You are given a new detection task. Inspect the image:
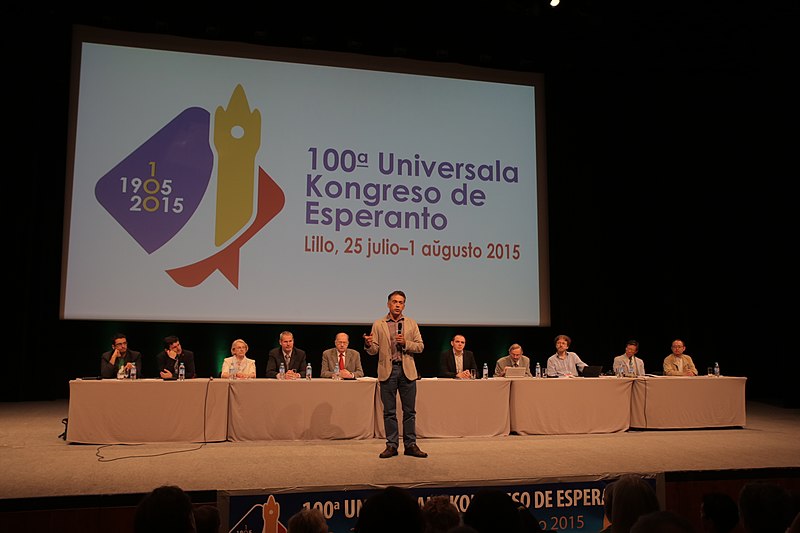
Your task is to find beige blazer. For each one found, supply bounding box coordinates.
[365,315,424,381]
[320,348,364,378]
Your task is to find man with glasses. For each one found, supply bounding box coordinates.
[663,339,698,376]
[321,332,364,379]
[495,343,532,377]
[101,332,143,378]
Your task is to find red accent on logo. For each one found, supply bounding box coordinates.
[166,167,284,287]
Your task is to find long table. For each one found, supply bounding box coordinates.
[509,377,634,434]
[630,376,747,429]
[374,378,511,438]
[67,378,229,444]
[66,375,747,443]
[227,379,377,441]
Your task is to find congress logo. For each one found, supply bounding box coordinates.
[94,85,285,288]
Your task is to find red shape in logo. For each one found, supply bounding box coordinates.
[166,167,284,287]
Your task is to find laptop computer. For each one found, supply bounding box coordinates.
[580,365,603,377]
[504,366,528,378]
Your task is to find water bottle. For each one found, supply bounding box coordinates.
[230,360,237,380]
[178,362,185,381]
[333,363,340,381]
[482,362,489,379]
[535,362,541,378]
[279,362,286,380]
[714,362,720,377]
[130,362,137,380]
[117,363,125,380]
[306,363,312,380]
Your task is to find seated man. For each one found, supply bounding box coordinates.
[495,343,532,377]
[546,334,588,377]
[613,340,645,376]
[320,332,364,379]
[662,339,698,376]
[439,334,477,379]
[156,335,196,379]
[266,331,307,379]
[100,333,142,378]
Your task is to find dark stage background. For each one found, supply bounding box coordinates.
[5,3,795,405]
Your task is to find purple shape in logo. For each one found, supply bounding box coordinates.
[95,107,213,253]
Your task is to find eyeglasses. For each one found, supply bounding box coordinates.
[114,341,127,347]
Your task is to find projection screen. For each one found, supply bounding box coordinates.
[62,25,549,326]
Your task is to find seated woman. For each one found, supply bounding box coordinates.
[221,339,257,379]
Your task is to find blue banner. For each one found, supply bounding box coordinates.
[222,477,652,532]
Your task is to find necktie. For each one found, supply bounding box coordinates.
[339,353,345,371]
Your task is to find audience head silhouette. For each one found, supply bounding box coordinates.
[421,495,460,533]
[353,486,423,533]
[193,505,220,533]
[517,505,544,531]
[287,507,328,533]
[631,510,696,533]
[700,492,739,533]
[134,485,196,533]
[601,481,616,531]
[463,489,523,533]
[738,482,796,533]
[609,474,660,533]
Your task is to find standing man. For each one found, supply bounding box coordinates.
[266,331,307,379]
[662,339,698,376]
[613,340,645,376]
[440,334,477,379]
[321,332,364,379]
[156,335,196,379]
[364,290,427,458]
[495,343,532,377]
[101,333,142,378]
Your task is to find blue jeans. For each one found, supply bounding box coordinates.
[379,363,417,449]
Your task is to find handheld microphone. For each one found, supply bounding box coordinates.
[396,321,404,353]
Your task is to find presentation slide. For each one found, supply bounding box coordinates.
[62,27,548,326]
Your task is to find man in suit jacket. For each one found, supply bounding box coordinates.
[495,343,532,377]
[156,335,196,379]
[612,339,645,376]
[439,334,477,379]
[321,332,364,379]
[364,290,427,458]
[266,331,307,379]
[100,332,143,378]
[662,338,698,376]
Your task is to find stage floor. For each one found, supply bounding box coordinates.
[1,399,798,501]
